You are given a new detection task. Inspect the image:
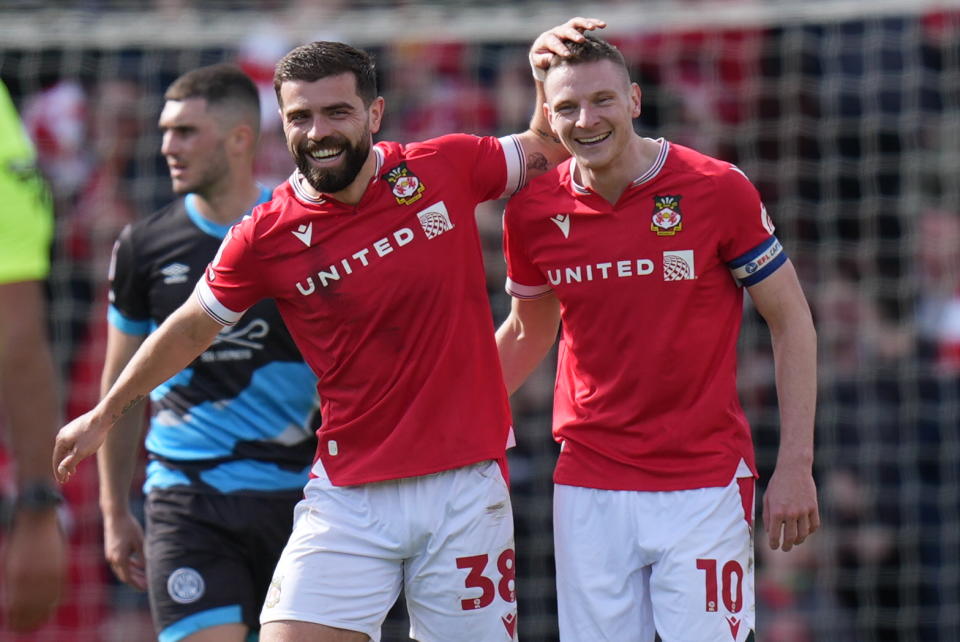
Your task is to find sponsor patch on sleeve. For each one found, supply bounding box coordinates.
[728,236,786,286]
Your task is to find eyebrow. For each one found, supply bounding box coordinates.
[284,101,356,117]
[322,102,355,112]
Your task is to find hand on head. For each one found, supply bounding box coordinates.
[530,17,607,80]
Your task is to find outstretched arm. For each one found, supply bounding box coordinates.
[748,260,820,552]
[97,325,148,590]
[514,17,606,181]
[496,294,561,395]
[54,294,223,483]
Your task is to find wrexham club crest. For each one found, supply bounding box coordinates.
[651,195,683,236]
[382,162,425,205]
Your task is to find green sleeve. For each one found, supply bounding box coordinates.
[0,80,53,284]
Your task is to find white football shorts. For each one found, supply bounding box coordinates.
[554,474,755,642]
[261,459,518,642]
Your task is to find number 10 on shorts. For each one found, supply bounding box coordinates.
[696,558,744,613]
[456,549,517,610]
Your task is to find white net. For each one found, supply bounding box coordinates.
[2,1,959,640]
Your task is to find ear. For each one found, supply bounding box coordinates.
[368,96,386,135]
[543,101,555,130]
[227,123,256,156]
[630,82,642,118]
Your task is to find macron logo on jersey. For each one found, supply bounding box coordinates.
[726,616,742,640]
[292,222,313,247]
[550,214,571,238]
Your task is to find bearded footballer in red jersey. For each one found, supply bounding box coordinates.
[497,35,820,641]
[53,18,606,642]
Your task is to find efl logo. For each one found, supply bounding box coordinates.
[663,250,695,281]
[744,239,782,275]
[417,201,454,239]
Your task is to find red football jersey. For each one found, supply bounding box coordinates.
[504,140,786,491]
[197,134,525,486]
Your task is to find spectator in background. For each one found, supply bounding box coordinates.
[22,79,89,203]
[237,25,298,188]
[916,207,960,372]
[61,77,143,422]
[384,40,497,141]
[0,79,67,633]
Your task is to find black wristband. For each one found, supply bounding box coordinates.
[14,481,64,513]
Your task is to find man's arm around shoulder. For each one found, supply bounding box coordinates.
[496,293,561,395]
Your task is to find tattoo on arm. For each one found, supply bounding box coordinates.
[110,395,145,423]
[526,152,548,172]
[536,128,560,144]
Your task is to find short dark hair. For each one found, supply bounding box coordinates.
[273,41,378,107]
[547,34,629,77]
[165,63,260,130]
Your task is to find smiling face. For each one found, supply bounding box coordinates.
[279,73,383,195]
[544,59,641,173]
[159,97,231,196]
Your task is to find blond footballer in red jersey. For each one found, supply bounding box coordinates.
[497,35,819,641]
[53,18,607,642]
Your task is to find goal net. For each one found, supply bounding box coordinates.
[1,1,958,640]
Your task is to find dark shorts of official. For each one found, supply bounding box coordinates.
[145,488,302,642]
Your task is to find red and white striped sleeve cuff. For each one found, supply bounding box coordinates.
[505,277,552,300]
[194,279,245,326]
[497,135,526,199]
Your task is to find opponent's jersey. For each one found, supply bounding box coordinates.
[504,140,785,492]
[197,134,525,486]
[0,80,52,284]
[109,188,320,495]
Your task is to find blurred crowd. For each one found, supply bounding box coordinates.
[2,7,960,641]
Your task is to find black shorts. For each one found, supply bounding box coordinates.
[145,488,302,641]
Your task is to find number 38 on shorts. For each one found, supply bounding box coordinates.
[456,548,517,610]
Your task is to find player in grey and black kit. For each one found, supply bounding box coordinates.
[97,64,319,642]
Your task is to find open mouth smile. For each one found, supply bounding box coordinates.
[575,132,611,145]
[309,147,344,162]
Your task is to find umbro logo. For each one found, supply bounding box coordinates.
[161,262,190,284]
[550,214,570,238]
[292,222,313,247]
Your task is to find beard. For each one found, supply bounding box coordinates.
[293,131,371,195]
